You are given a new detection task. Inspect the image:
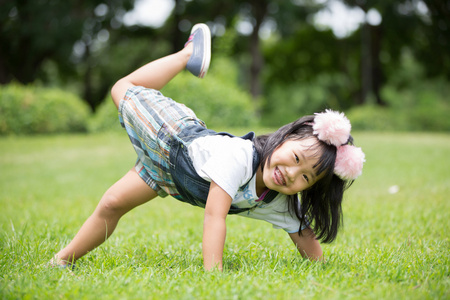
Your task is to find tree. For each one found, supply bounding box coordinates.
[165,0,323,103]
[343,0,450,105]
[417,0,450,79]
[0,0,135,111]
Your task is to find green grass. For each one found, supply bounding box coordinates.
[0,131,449,299]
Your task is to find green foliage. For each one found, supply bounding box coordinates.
[260,27,360,125]
[162,57,257,128]
[347,100,450,132]
[0,132,449,299]
[71,35,172,111]
[89,57,258,132]
[0,84,90,135]
[3,0,450,116]
[385,76,450,131]
[345,105,397,131]
[0,57,256,136]
[262,73,352,127]
[263,27,347,85]
[347,73,450,132]
[0,0,134,84]
[88,95,123,133]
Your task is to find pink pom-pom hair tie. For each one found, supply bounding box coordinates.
[311,109,365,180]
[334,145,365,180]
[313,110,351,146]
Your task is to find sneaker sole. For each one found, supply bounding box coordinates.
[191,24,211,78]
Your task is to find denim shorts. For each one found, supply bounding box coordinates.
[118,86,208,197]
[119,86,264,213]
[168,125,259,214]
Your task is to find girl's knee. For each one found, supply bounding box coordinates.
[96,192,128,218]
[111,78,133,108]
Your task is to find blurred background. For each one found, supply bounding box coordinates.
[1,0,449,134]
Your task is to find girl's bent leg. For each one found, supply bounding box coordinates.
[53,168,158,266]
[111,46,193,108]
[111,23,211,108]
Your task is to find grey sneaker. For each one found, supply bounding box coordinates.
[185,24,211,78]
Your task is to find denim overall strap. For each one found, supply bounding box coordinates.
[169,125,261,214]
[260,189,279,204]
[217,130,279,204]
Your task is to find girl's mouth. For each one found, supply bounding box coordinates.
[274,167,286,186]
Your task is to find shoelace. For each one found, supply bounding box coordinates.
[184,34,194,48]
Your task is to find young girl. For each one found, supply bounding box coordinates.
[52,24,365,271]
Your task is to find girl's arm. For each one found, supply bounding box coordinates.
[203,181,232,271]
[289,228,323,261]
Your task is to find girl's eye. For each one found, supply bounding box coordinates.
[294,154,300,164]
[303,174,309,183]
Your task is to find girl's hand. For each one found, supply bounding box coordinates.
[288,228,323,261]
[202,181,232,271]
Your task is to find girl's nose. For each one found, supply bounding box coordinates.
[286,166,301,182]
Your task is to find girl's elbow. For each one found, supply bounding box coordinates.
[311,248,324,261]
[301,248,323,261]
[203,211,227,225]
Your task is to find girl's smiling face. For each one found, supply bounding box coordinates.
[261,138,322,195]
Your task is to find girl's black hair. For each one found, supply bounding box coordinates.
[253,115,354,243]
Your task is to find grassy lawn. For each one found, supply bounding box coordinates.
[0,131,449,299]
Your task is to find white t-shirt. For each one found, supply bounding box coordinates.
[188,135,304,233]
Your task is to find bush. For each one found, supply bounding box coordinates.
[89,95,122,132]
[347,50,450,132]
[345,105,401,131]
[162,57,257,129]
[347,78,450,132]
[0,83,90,135]
[89,57,257,132]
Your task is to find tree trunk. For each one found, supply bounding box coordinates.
[360,22,372,105]
[0,55,11,84]
[250,23,263,99]
[371,24,386,106]
[249,0,268,103]
[83,43,95,112]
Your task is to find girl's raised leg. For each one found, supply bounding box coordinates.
[111,23,211,108]
[52,168,158,267]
